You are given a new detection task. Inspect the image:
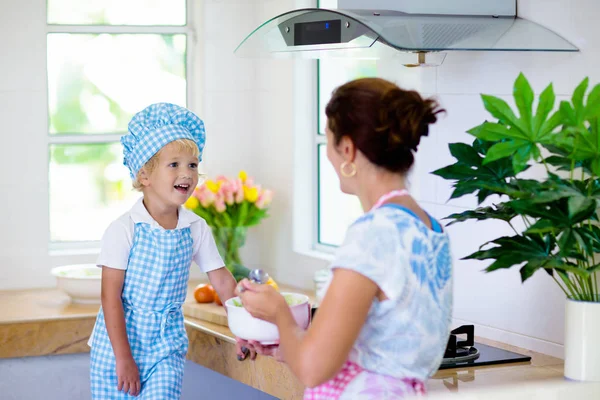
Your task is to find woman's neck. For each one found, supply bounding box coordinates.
[357,172,408,212]
[142,195,179,230]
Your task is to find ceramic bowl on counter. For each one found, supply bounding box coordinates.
[225,292,311,344]
[50,264,101,304]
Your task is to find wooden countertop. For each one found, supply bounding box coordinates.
[0,281,582,397]
[0,287,99,324]
[0,280,313,325]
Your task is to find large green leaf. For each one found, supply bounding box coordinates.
[511,197,596,227]
[514,73,535,132]
[513,191,597,258]
[468,74,560,171]
[485,140,528,163]
[432,139,520,204]
[481,95,529,135]
[465,234,590,282]
[468,122,525,142]
[549,79,600,175]
[534,83,557,134]
[577,225,600,254]
[444,204,516,226]
[464,234,564,282]
[485,174,600,208]
[586,84,600,119]
[544,141,593,174]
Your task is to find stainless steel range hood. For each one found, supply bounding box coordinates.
[234,0,578,65]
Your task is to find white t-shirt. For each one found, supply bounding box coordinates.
[96,198,224,273]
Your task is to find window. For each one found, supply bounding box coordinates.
[317,59,379,247]
[314,0,378,247]
[47,0,192,244]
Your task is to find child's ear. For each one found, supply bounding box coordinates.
[138,168,151,187]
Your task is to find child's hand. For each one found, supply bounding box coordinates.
[116,356,141,396]
[235,337,256,361]
[243,340,285,363]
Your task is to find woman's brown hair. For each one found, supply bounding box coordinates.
[325,77,444,174]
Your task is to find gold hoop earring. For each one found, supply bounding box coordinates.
[340,161,357,178]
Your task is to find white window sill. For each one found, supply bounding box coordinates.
[293,245,336,263]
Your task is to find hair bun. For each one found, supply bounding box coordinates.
[379,88,442,151]
[324,77,444,174]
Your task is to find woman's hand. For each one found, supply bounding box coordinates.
[116,356,140,396]
[235,279,287,324]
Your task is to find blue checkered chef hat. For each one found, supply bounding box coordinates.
[121,103,206,179]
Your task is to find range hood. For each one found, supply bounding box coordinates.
[234,0,578,65]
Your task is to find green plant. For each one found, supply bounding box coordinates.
[433,73,600,302]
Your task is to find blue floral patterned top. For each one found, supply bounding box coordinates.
[329,204,453,381]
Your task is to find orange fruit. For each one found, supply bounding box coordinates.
[194,284,215,303]
[214,292,223,306]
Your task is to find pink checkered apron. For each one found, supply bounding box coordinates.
[303,361,426,400]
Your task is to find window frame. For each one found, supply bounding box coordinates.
[312,0,335,255]
[314,62,336,254]
[46,0,198,253]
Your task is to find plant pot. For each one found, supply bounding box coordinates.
[564,298,600,381]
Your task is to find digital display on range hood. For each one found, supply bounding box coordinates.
[294,20,341,46]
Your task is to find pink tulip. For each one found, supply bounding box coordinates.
[215,199,226,213]
[255,189,273,209]
[198,190,215,208]
[193,187,202,200]
[219,180,236,205]
[225,190,234,205]
[234,179,245,203]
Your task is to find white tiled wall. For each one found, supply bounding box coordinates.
[0,0,49,290]
[1,0,597,355]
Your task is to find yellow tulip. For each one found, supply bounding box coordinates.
[244,186,259,203]
[185,196,199,210]
[239,170,248,183]
[205,180,219,193]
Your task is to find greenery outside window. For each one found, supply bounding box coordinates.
[47,0,192,245]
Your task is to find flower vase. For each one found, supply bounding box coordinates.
[212,226,248,275]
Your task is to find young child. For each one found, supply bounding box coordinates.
[89,103,238,399]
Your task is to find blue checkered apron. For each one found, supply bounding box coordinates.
[90,222,193,399]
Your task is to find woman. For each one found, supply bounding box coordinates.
[237,77,452,399]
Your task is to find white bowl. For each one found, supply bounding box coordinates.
[225,292,311,344]
[50,264,102,304]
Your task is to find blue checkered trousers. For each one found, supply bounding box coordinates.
[90,223,193,399]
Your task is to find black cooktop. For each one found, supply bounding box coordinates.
[439,325,532,369]
[438,342,531,370]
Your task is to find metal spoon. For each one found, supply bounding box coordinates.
[248,269,270,284]
[237,269,269,294]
